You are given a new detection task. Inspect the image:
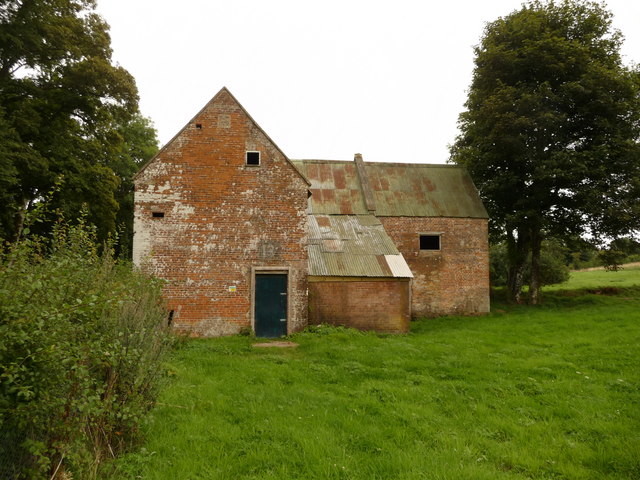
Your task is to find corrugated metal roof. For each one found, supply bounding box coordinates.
[308,215,413,278]
[292,159,488,219]
[292,160,369,215]
[385,254,414,278]
[365,163,487,218]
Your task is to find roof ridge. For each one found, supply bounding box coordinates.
[366,162,460,168]
[292,159,352,164]
[293,159,462,168]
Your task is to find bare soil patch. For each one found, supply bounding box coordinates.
[586,287,621,296]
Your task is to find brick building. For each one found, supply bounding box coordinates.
[133,87,489,336]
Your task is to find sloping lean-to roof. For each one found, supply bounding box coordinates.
[292,159,488,219]
[308,214,413,278]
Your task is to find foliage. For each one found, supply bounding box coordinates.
[450,0,640,304]
[598,237,640,270]
[535,238,571,285]
[0,215,172,479]
[564,236,600,270]
[0,0,158,247]
[598,248,628,271]
[491,239,570,288]
[112,114,159,258]
[608,237,640,257]
[105,280,640,479]
[489,242,509,286]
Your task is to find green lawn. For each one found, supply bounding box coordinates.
[105,272,640,480]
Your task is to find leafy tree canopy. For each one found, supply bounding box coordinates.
[0,0,158,246]
[450,0,640,303]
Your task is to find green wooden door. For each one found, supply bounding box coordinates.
[255,274,288,337]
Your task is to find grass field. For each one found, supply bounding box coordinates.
[549,264,640,291]
[105,269,640,480]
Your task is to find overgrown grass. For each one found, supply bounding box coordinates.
[105,272,640,480]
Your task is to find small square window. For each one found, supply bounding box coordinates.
[420,234,440,250]
[246,151,260,166]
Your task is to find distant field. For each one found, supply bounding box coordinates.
[104,271,640,480]
[548,264,640,291]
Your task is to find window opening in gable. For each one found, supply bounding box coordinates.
[420,234,440,250]
[152,211,165,218]
[246,151,260,166]
[195,123,202,129]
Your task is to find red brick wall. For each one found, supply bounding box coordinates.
[379,217,490,317]
[133,90,309,336]
[308,278,411,333]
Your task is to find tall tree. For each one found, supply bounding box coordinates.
[0,0,157,244]
[450,0,640,303]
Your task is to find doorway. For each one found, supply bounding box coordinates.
[254,273,288,337]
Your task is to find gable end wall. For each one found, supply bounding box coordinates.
[133,90,309,336]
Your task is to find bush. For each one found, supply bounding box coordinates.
[490,239,570,287]
[489,243,509,287]
[537,239,570,285]
[0,217,173,479]
[600,238,640,270]
[599,249,628,271]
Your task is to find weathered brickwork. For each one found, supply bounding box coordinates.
[308,278,411,333]
[133,89,309,336]
[379,217,490,317]
[133,88,491,336]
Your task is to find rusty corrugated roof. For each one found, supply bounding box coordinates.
[308,215,413,278]
[292,159,488,218]
[365,163,487,217]
[292,160,369,215]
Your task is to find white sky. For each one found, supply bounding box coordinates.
[97,0,639,164]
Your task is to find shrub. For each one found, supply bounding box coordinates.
[536,238,570,285]
[0,217,173,479]
[600,237,640,270]
[599,248,627,271]
[490,239,570,288]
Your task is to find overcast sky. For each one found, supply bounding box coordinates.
[97,0,639,164]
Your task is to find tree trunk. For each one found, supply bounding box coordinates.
[508,261,527,303]
[529,231,543,305]
[10,201,27,244]
[506,229,530,303]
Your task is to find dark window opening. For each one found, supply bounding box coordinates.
[246,151,260,166]
[152,211,165,218]
[167,310,174,327]
[195,123,202,129]
[420,234,440,250]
